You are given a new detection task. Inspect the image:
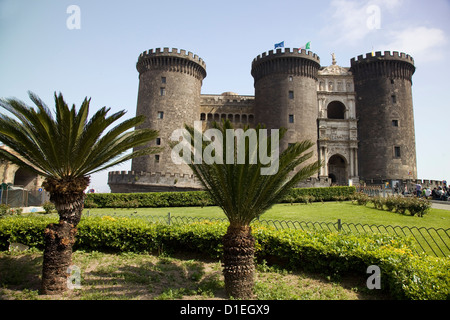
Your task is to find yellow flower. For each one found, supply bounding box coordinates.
[101,216,116,222]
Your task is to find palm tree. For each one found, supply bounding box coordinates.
[0,91,160,294]
[179,120,322,299]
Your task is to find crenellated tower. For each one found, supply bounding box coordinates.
[251,48,321,165]
[350,51,416,182]
[131,48,207,184]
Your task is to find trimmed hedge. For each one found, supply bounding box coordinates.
[85,186,356,208]
[0,215,448,300]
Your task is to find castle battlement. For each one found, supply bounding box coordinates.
[136,47,207,80]
[108,170,202,193]
[251,48,321,81]
[200,94,255,106]
[351,51,414,65]
[109,171,196,179]
[252,48,320,65]
[139,47,206,68]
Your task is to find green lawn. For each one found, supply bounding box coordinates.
[0,250,386,300]
[82,201,450,257]
[83,201,450,230]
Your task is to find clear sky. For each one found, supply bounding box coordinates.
[1,0,449,192]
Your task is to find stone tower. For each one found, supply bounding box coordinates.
[251,48,321,165]
[131,48,207,179]
[350,51,416,182]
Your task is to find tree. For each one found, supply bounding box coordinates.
[0,91,160,294]
[178,120,322,299]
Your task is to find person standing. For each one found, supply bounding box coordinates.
[416,183,422,197]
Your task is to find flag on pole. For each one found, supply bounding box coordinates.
[299,41,311,51]
[274,41,284,49]
[371,46,375,56]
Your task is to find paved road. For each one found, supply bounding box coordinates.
[431,201,450,211]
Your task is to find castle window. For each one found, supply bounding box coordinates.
[200,113,206,121]
[156,138,161,145]
[155,155,160,162]
[228,114,234,121]
[161,77,166,84]
[289,76,293,82]
[235,114,240,122]
[160,88,166,96]
[289,114,294,123]
[207,113,213,121]
[392,120,399,127]
[390,79,394,84]
[249,114,254,123]
[394,146,401,158]
[391,95,397,104]
[289,91,294,99]
[157,111,164,119]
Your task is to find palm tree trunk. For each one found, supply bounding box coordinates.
[222,224,255,299]
[40,177,88,295]
[40,220,77,294]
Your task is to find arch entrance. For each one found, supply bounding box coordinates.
[328,154,347,185]
[14,168,37,190]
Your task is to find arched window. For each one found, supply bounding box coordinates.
[327,101,346,119]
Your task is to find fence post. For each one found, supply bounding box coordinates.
[337,219,342,231]
[168,212,171,225]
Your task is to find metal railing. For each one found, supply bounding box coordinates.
[86,211,450,258]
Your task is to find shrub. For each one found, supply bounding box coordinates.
[84,198,98,209]
[0,204,11,218]
[394,197,409,214]
[371,196,385,210]
[350,192,370,206]
[284,186,355,204]
[42,201,56,214]
[384,196,398,212]
[0,204,23,217]
[84,186,356,209]
[407,197,431,217]
[0,215,448,299]
[358,195,431,217]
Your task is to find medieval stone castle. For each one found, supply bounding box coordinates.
[107,46,422,193]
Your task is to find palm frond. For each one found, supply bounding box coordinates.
[0,91,160,180]
[180,120,322,226]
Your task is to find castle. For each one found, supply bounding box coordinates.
[108,47,420,193]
